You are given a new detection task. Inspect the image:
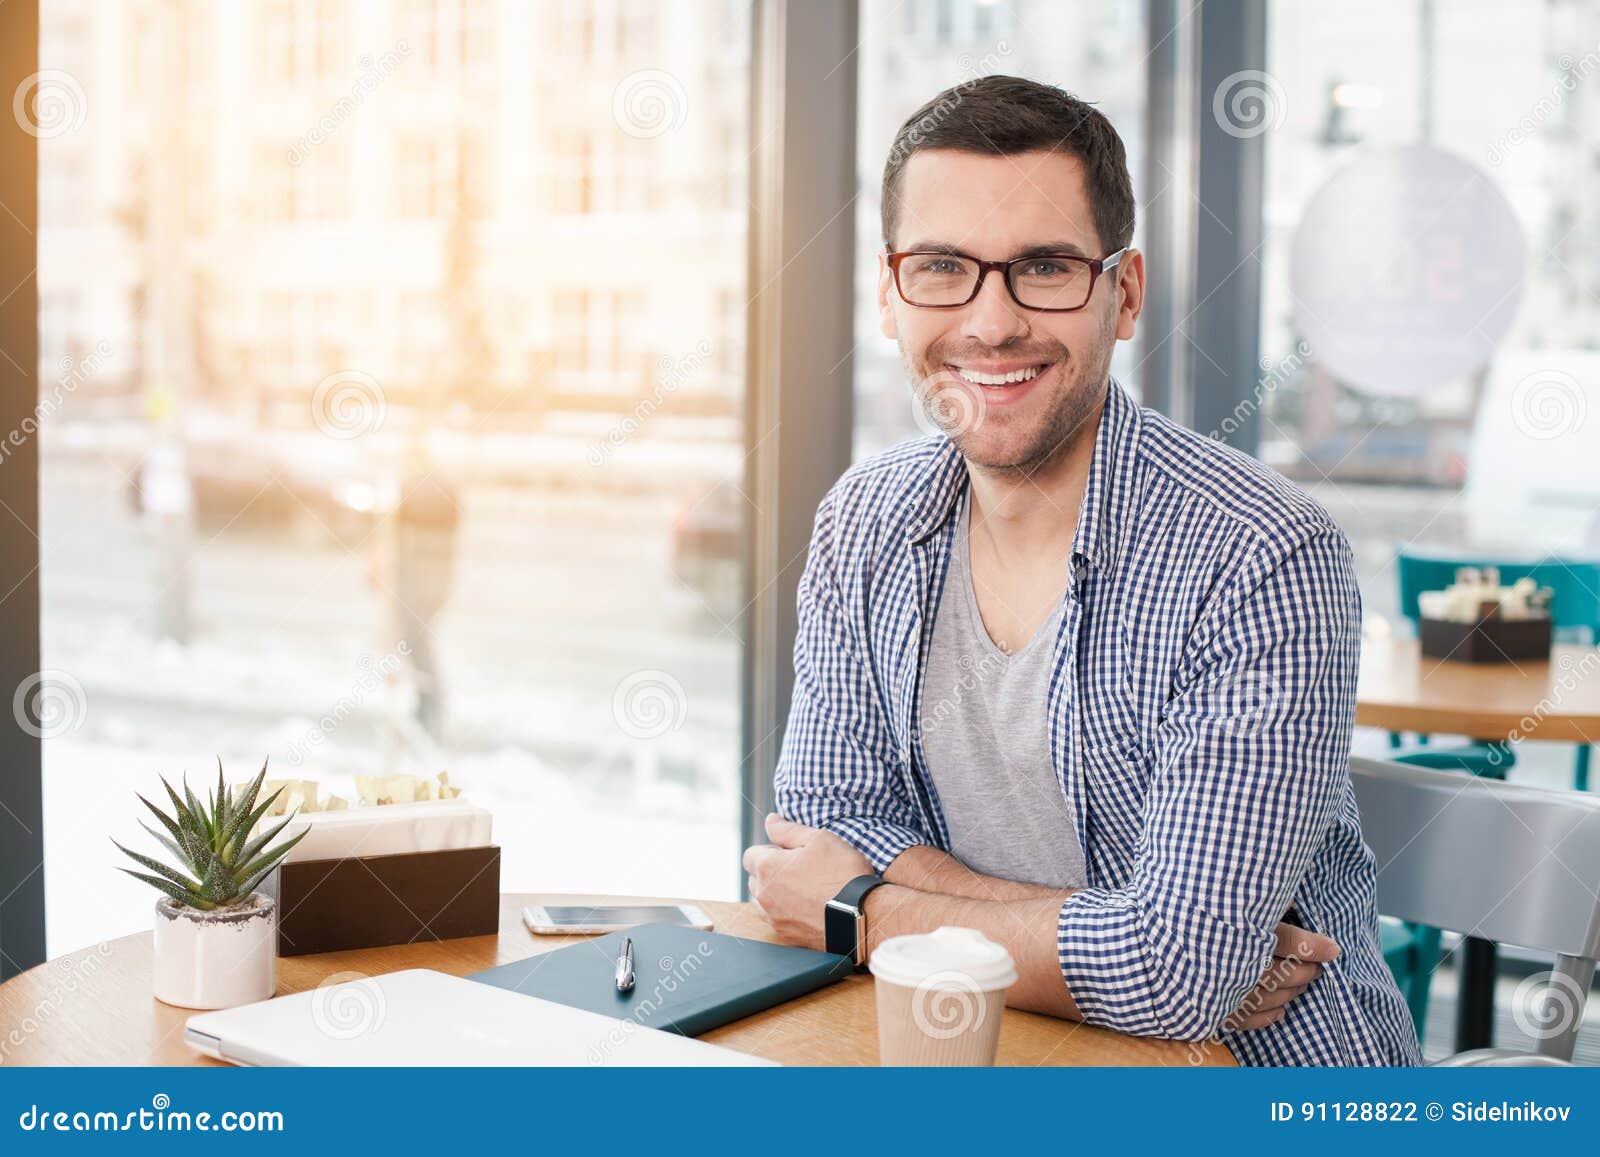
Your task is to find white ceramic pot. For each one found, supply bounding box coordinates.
[152,892,277,1010]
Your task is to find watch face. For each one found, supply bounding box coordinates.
[824,900,857,960]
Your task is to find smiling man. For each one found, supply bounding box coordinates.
[741,76,1421,1066]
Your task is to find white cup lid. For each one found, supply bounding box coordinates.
[868,925,1018,990]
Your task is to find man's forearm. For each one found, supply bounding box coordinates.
[862,882,1081,1020]
[882,845,1065,902]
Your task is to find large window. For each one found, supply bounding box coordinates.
[1257,0,1600,625]
[851,0,1149,459]
[36,0,750,954]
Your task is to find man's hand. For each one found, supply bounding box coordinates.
[742,814,873,950]
[1225,922,1340,1031]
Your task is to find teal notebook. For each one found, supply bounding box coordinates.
[469,923,854,1037]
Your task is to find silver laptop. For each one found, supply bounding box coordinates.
[184,968,776,1067]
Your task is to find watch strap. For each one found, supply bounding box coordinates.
[825,874,886,966]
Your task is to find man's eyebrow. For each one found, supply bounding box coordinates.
[895,240,1093,259]
[1010,240,1091,260]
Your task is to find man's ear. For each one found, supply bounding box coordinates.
[876,251,899,341]
[1113,248,1146,343]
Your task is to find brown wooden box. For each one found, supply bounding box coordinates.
[273,845,501,957]
[1419,615,1553,664]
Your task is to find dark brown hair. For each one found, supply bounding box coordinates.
[880,74,1135,254]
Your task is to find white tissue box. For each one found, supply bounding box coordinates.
[272,798,494,864]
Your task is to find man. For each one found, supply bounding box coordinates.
[742,76,1420,1066]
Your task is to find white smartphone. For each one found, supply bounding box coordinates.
[521,903,715,936]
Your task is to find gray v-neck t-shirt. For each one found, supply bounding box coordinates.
[917,491,1087,890]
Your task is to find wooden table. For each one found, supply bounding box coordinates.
[1356,635,1600,1051]
[0,893,1233,1067]
[1356,636,1600,743]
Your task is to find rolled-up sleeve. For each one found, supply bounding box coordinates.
[774,488,929,872]
[1056,526,1361,1040]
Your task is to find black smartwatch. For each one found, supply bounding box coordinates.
[825,874,886,967]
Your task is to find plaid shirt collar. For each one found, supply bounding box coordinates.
[903,375,1144,577]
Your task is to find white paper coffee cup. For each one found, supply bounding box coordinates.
[869,926,1018,1066]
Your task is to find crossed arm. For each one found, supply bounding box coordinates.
[743,820,1337,1031]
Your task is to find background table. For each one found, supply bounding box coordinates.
[0,893,1234,1067]
[1357,636,1600,1051]
[1356,637,1600,743]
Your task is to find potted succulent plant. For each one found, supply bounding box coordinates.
[114,760,306,1010]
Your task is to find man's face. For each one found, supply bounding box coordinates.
[878,148,1143,472]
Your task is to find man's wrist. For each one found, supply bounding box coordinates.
[861,882,984,958]
[861,882,895,958]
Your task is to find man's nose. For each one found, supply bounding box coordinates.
[961,267,1029,347]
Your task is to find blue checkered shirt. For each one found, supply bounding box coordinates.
[775,379,1421,1066]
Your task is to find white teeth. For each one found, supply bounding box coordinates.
[954,364,1043,386]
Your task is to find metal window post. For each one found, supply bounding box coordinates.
[740,0,859,893]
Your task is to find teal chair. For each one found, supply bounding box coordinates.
[1379,915,1442,1037]
[1393,548,1600,789]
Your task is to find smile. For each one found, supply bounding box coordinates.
[949,363,1047,387]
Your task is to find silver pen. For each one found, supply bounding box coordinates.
[614,936,635,993]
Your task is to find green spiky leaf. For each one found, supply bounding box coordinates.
[182,778,212,842]
[119,868,217,911]
[111,839,200,894]
[219,761,272,861]
[137,820,187,867]
[115,758,303,911]
[233,812,295,868]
